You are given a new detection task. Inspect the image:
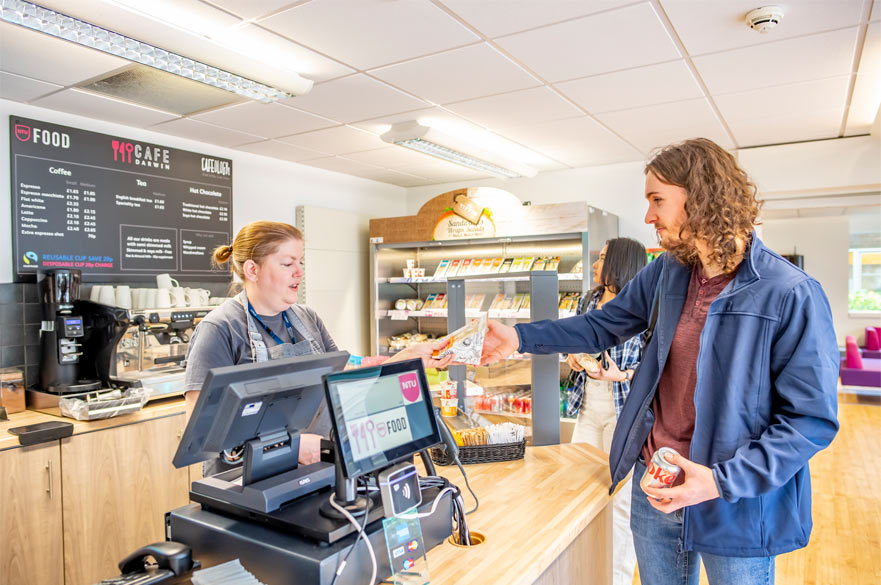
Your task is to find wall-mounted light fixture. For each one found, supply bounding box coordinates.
[380,120,538,179]
[0,0,312,102]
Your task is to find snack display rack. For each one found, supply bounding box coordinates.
[369,187,618,445]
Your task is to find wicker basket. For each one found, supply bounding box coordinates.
[430,439,526,466]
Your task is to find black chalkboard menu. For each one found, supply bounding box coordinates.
[9,115,233,282]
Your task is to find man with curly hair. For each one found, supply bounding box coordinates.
[479,138,839,585]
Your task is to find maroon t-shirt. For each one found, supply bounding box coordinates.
[643,265,735,478]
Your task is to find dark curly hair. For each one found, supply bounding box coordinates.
[646,138,762,273]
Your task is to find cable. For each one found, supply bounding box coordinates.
[328,493,376,585]
[405,486,455,519]
[454,459,479,515]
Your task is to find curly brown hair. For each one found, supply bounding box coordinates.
[645,138,762,273]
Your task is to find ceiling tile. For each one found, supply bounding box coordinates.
[350,106,472,135]
[495,3,680,82]
[440,0,641,38]
[497,116,643,167]
[370,43,540,105]
[342,146,441,168]
[846,21,881,134]
[32,88,178,127]
[660,0,865,56]
[595,98,735,151]
[281,75,427,123]
[192,101,337,137]
[338,165,429,187]
[715,77,850,146]
[395,159,493,182]
[234,139,328,162]
[214,24,354,83]
[693,28,860,95]
[205,0,301,20]
[874,0,880,21]
[150,117,264,147]
[276,125,386,155]
[0,72,62,102]
[555,60,704,114]
[0,22,129,87]
[297,156,386,175]
[442,87,583,129]
[260,0,479,70]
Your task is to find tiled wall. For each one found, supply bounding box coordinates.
[0,280,231,389]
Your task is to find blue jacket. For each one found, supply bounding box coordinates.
[515,236,839,557]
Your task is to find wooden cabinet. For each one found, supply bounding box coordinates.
[60,414,190,585]
[0,443,63,585]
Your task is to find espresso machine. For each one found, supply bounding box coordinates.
[110,308,208,397]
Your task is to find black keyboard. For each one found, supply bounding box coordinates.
[96,569,174,585]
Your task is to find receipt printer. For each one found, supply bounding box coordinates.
[378,462,421,518]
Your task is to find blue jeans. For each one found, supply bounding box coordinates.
[630,460,775,585]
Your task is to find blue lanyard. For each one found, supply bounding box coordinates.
[247,302,297,345]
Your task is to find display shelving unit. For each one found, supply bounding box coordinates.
[368,188,618,445]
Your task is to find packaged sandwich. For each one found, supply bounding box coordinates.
[546,256,561,271]
[447,259,462,277]
[573,353,601,375]
[432,314,488,365]
[498,258,513,273]
[433,259,451,278]
[531,257,547,271]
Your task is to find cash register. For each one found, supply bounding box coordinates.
[166,353,457,585]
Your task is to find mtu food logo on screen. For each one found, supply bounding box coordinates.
[15,124,70,149]
[399,372,420,403]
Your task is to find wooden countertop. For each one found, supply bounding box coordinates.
[0,398,186,452]
[425,442,611,585]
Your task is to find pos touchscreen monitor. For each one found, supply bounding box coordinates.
[324,357,441,479]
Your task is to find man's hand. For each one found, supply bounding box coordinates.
[298,433,323,465]
[480,320,519,365]
[390,338,454,369]
[642,450,721,513]
[587,351,625,382]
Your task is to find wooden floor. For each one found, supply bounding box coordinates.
[634,394,881,584]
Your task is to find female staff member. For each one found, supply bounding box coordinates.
[185,220,450,475]
[565,237,646,585]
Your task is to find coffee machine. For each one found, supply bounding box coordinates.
[37,270,131,394]
[37,269,93,393]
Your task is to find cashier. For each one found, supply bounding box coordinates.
[184,220,451,476]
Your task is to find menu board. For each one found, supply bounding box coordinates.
[9,115,233,281]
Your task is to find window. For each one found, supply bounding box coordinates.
[849,210,881,314]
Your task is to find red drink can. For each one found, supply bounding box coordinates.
[640,447,681,490]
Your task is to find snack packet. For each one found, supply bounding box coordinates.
[432,314,487,365]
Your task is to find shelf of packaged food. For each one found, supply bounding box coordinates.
[378,309,579,320]
[470,409,532,419]
[379,272,584,284]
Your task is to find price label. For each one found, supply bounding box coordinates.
[345,406,413,462]
[389,310,409,321]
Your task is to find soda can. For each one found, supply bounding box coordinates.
[640,447,681,490]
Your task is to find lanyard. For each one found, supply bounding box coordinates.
[247,302,297,345]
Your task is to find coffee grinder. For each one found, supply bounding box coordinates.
[37,269,100,393]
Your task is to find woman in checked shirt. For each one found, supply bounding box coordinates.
[566,236,647,585]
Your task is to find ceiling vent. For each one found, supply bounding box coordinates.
[79,65,244,116]
[745,6,784,33]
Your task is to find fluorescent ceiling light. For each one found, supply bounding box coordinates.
[381,121,538,179]
[0,0,312,102]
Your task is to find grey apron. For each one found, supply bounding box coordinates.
[202,291,324,476]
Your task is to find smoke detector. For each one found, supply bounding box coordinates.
[745,6,784,32]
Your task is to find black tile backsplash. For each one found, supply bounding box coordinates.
[0,280,229,389]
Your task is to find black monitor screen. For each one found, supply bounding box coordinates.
[173,351,350,469]
[324,358,441,479]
